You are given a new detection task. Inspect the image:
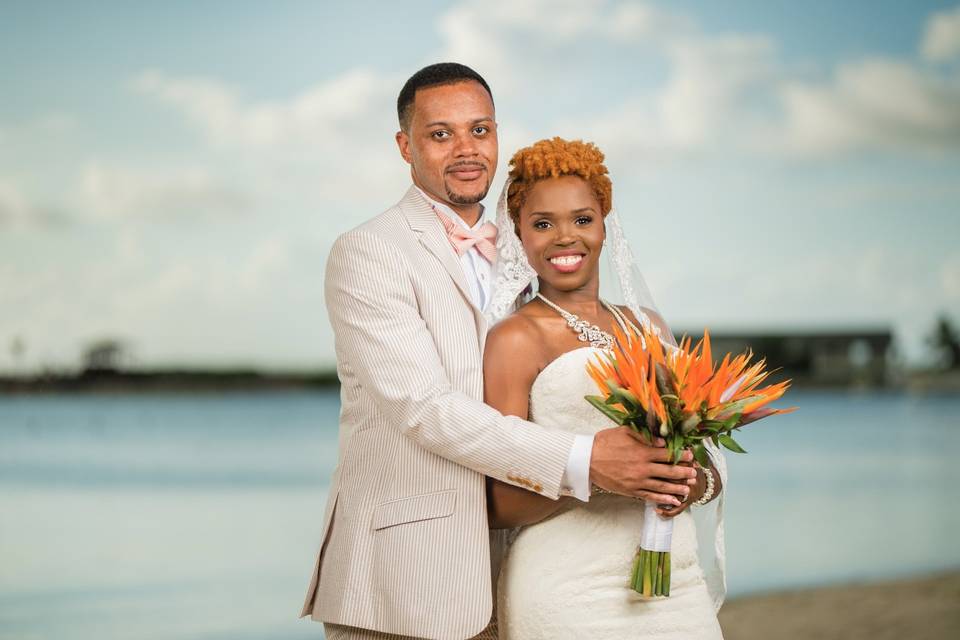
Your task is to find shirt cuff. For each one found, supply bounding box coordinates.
[559,433,594,502]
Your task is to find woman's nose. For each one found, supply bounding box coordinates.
[554,224,576,244]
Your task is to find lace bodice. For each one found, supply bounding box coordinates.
[528,347,612,436]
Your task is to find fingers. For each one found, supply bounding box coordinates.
[647,461,697,482]
[643,447,694,465]
[622,427,667,448]
[657,502,691,518]
[633,490,683,507]
[639,478,690,501]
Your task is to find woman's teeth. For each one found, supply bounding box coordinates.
[549,255,583,266]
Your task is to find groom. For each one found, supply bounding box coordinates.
[300,63,696,640]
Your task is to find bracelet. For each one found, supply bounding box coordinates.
[694,466,716,506]
[591,485,643,500]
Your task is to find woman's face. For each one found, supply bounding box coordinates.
[517,175,605,295]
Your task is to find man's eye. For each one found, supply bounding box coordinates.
[473,126,488,135]
[431,130,450,140]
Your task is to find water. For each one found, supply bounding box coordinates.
[1,390,958,639]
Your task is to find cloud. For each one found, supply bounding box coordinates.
[435,0,690,91]
[133,68,398,148]
[777,58,960,155]
[568,33,776,162]
[132,67,408,209]
[922,5,960,62]
[0,180,69,228]
[436,0,960,158]
[78,163,253,219]
[942,253,960,300]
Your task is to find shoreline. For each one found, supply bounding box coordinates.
[718,570,960,640]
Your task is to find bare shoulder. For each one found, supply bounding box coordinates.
[485,313,545,363]
[483,313,546,416]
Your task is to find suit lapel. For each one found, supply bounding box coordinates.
[399,186,488,347]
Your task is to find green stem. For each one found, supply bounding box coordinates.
[663,551,671,596]
[642,550,653,595]
[659,552,666,595]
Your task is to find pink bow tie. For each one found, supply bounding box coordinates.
[432,207,498,263]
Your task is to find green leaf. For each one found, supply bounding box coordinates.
[680,413,701,435]
[668,435,682,463]
[719,433,747,454]
[693,443,711,468]
[721,412,741,431]
[715,396,764,421]
[610,386,640,411]
[585,395,628,425]
[699,420,723,433]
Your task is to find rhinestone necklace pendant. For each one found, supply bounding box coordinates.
[537,293,614,350]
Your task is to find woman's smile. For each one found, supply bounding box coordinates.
[547,252,586,273]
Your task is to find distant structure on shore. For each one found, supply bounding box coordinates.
[689,329,894,388]
[0,327,942,394]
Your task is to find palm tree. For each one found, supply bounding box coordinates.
[928,315,960,370]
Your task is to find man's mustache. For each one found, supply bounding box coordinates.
[445,161,486,173]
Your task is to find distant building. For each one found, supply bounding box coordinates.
[675,329,894,387]
[83,339,128,373]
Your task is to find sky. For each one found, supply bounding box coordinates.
[1,0,959,372]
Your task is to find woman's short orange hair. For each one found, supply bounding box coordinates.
[506,137,612,223]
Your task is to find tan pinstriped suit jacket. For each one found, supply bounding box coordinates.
[299,186,578,639]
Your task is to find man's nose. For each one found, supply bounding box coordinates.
[453,132,478,157]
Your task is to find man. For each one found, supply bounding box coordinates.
[300,62,696,640]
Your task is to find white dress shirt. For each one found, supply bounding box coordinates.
[417,187,594,501]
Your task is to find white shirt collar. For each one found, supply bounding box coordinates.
[414,185,486,231]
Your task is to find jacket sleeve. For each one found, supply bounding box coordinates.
[324,230,576,498]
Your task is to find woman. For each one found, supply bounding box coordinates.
[483,138,725,638]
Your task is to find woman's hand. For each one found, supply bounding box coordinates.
[655,460,714,518]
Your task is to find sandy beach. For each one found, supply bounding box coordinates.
[719,571,960,640]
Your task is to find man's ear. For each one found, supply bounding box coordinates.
[396,130,412,164]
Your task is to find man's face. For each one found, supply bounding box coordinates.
[396,81,498,212]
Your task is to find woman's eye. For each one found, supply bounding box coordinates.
[576,216,593,225]
[533,220,550,230]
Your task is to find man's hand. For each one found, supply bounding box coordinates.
[589,426,697,506]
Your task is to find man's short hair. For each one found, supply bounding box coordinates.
[397,62,493,131]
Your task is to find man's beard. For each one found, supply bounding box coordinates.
[445,178,490,205]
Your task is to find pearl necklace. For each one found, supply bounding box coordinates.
[536,293,616,350]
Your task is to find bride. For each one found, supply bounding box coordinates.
[483,138,726,639]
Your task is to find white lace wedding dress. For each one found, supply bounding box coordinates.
[497,346,724,639]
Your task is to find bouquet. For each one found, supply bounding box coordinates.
[585,323,795,597]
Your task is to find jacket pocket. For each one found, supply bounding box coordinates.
[371,489,457,531]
